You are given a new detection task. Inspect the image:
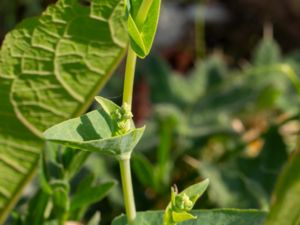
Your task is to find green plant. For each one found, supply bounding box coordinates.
[0,0,127,223]
[163,180,209,225]
[1,1,300,225]
[41,1,265,223]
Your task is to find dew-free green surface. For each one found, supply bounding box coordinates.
[0,0,127,222]
[164,180,209,225]
[44,97,145,158]
[127,0,161,58]
[112,209,266,225]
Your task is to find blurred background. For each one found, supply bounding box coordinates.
[2,0,300,224]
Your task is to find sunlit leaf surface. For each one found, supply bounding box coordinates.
[0,0,127,222]
[112,209,266,225]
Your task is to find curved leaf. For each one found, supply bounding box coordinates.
[179,179,210,204]
[0,0,127,222]
[164,179,209,225]
[112,209,266,225]
[44,97,145,159]
[127,0,161,58]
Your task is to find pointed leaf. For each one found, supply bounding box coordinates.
[179,179,210,205]
[44,98,145,159]
[164,180,209,225]
[128,15,147,57]
[127,0,161,58]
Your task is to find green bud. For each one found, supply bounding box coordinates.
[174,193,193,212]
[111,104,134,135]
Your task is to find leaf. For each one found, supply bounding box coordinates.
[44,97,145,159]
[75,172,96,194]
[132,154,155,189]
[172,211,196,223]
[127,0,161,58]
[68,172,96,220]
[179,179,209,204]
[128,15,146,56]
[62,148,90,179]
[70,181,115,211]
[0,0,127,222]
[265,150,300,225]
[112,209,266,225]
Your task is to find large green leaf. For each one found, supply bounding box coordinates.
[44,97,145,159]
[112,209,266,225]
[265,150,300,225]
[0,0,127,222]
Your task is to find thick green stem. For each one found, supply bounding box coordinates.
[123,0,154,110]
[119,23,139,225]
[120,1,155,223]
[122,47,137,112]
[119,159,136,224]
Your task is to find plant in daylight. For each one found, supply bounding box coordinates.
[1,0,299,225]
[42,0,211,224]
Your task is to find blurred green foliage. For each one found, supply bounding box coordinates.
[6,33,300,225]
[130,36,300,212]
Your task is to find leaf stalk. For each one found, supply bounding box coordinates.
[122,47,137,113]
[119,159,136,224]
[120,0,156,223]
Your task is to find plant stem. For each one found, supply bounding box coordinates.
[123,0,154,111]
[120,36,138,225]
[120,1,155,223]
[122,47,137,112]
[119,159,136,224]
